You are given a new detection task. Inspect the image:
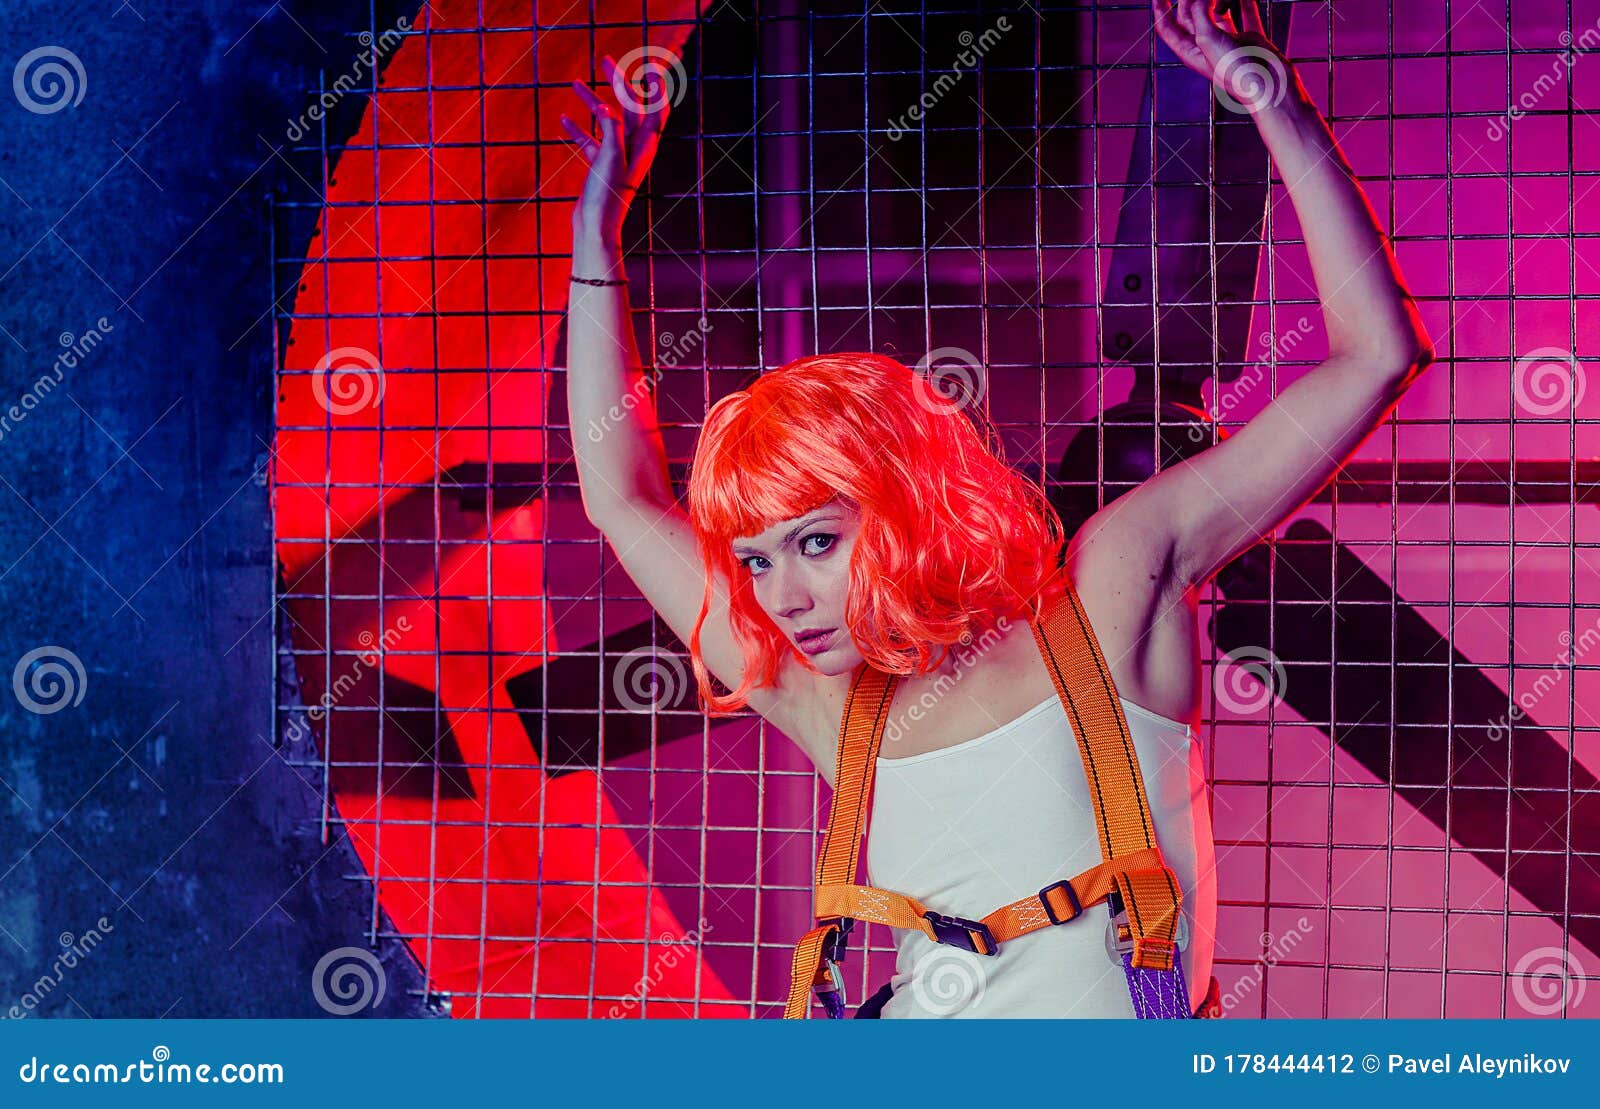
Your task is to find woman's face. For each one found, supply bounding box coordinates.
[732,497,864,676]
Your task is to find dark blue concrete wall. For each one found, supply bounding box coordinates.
[0,1,432,1017]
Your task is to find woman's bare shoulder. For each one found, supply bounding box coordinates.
[746,653,854,782]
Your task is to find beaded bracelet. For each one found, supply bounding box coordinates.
[570,275,628,286]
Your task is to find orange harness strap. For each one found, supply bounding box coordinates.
[782,571,1184,1018]
[814,846,1164,948]
[1030,577,1184,973]
[782,664,899,1019]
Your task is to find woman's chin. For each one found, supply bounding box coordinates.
[802,645,862,676]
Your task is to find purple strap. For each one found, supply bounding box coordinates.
[824,933,1200,1018]
[1121,948,1195,1018]
[826,958,1196,1017]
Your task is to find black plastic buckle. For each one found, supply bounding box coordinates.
[923,910,998,956]
[820,917,854,963]
[1038,879,1083,925]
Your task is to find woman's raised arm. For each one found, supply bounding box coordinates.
[560,56,675,527]
[1075,1,1436,594]
[558,58,834,753]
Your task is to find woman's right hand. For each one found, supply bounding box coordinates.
[1152,0,1298,116]
[560,54,672,245]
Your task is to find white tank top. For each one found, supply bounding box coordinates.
[865,693,1216,1018]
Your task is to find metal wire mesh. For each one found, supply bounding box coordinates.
[270,0,1600,1018]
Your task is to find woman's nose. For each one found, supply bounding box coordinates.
[770,563,811,620]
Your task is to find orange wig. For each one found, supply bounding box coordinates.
[684,352,1068,716]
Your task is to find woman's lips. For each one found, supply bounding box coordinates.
[795,628,836,655]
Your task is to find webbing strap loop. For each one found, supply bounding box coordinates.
[784,922,845,1019]
[1109,863,1184,970]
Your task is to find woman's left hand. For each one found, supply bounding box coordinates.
[560,54,673,244]
[1151,0,1297,115]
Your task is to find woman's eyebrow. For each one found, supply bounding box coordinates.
[733,513,839,556]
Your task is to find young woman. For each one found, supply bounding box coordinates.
[559,0,1435,1018]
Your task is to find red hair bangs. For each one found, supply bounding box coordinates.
[685,352,1066,716]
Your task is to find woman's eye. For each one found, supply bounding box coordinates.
[742,534,832,574]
